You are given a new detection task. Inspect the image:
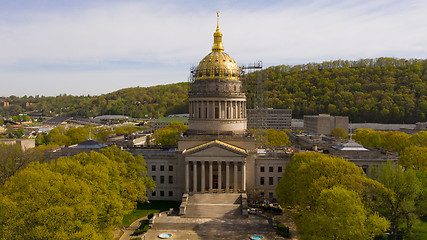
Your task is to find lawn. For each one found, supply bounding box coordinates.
[403,218,427,240]
[122,200,180,227]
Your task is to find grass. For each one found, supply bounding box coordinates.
[122,200,180,227]
[403,218,427,240]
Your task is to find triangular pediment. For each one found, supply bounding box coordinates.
[183,140,247,156]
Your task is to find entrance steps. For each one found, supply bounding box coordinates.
[184,193,243,218]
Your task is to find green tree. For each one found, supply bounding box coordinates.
[152,122,188,146]
[0,143,45,185]
[65,127,89,145]
[0,119,4,125]
[276,152,385,207]
[376,162,422,239]
[46,127,71,146]
[331,127,348,139]
[251,128,290,147]
[399,146,427,172]
[298,187,389,240]
[0,146,154,240]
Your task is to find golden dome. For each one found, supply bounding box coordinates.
[195,12,239,81]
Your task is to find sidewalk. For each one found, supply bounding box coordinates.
[119,216,147,240]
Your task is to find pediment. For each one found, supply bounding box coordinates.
[183,140,247,157]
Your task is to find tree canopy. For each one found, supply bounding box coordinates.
[276,152,390,239]
[243,57,427,123]
[0,146,155,240]
[298,187,389,240]
[152,122,189,146]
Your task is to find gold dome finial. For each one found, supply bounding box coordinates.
[212,11,224,52]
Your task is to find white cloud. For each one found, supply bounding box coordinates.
[0,0,427,96]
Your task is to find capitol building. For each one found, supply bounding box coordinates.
[140,14,290,203]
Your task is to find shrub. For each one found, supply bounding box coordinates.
[277,222,291,238]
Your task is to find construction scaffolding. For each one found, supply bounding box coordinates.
[240,60,266,130]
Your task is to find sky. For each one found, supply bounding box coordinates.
[1,0,427,97]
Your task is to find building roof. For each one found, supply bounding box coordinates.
[44,116,72,125]
[94,115,129,120]
[183,140,247,155]
[332,140,369,151]
[72,139,107,149]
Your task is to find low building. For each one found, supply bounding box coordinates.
[0,138,35,151]
[44,139,107,159]
[328,140,399,177]
[247,108,292,130]
[304,114,348,135]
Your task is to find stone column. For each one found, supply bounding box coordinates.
[209,161,213,193]
[242,162,246,192]
[234,162,238,193]
[201,161,205,193]
[226,161,230,193]
[185,161,189,192]
[193,161,197,192]
[218,161,222,193]
[218,101,222,119]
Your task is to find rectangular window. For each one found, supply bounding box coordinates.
[269,177,274,185]
[160,191,164,197]
[168,191,173,197]
[169,176,173,184]
[278,166,283,173]
[278,177,282,183]
[160,176,165,184]
[151,191,156,196]
[169,165,173,171]
[152,176,156,182]
[269,166,274,173]
[260,166,265,172]
[152,165,156,171]
[160,165,165,171]
[268,192,274,199]
[260,177,264,185]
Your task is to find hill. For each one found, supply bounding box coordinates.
[243,57,427,123]
[0,57,426,123]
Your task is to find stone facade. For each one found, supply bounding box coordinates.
[304,114,349,135]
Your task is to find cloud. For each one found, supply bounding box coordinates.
[0,0,427,96]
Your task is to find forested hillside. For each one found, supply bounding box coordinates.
[0,83,189,119]
[1,58,426,123]
[244,57,427,123]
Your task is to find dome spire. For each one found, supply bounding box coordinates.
[212,11,224,52]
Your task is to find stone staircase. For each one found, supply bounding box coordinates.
[184,193,244,218]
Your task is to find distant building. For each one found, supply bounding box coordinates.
[150,117,189,132]
[351,123,415,133]
[400,122,427,134]
[0,138,35,151]
[43,116,72,126]
[303,114,348,135]
[247,108,292,130]
[93,115,130,124]
[21,102,33,109]
[0,101,10,107]
[44,139,107,160]
[329,140,399,177]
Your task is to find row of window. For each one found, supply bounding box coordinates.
[151,165,173,172]
[260,166,283,173]
[260,177,281,186]
[152,175,174,184]
[259,191,275,199]
[151,190,173,197]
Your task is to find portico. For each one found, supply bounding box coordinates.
[183,140,247,194]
